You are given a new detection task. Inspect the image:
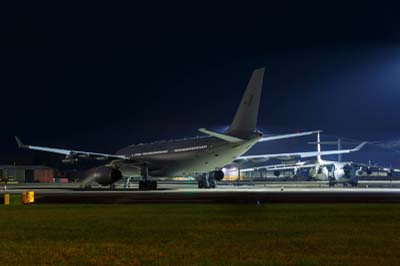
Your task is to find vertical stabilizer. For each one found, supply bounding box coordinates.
[337,138,342,162]
[226,68,265,137]
[317,131,322,162]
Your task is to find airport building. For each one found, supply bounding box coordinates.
[0,165,68,183]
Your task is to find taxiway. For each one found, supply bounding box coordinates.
[2,182,400,204]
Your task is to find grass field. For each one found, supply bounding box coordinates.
[0,203,400,266]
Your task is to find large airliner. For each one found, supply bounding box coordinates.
[16,68,346,189]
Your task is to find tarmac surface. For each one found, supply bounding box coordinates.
[3,182,400,204]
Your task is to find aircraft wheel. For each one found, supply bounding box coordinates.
[150,180,157,190]
[209,180,216,189]
[139,180,144,190]
[145,180,151,190]
[198,181,204,189]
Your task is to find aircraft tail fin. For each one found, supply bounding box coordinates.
[317,131,322,162]
[226,68,265,138]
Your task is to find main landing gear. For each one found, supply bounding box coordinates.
[197,173,216,189]
[138,164,158,190]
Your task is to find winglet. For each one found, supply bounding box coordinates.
[353,142,367,151]
[15,136,28,148]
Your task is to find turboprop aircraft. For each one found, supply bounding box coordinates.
[240,131,367,187]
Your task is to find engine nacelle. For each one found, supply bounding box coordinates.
[85,166,122,186]
[333,168,345,180]
[62,158,78,164]
[308,166,329,180]
[62,154,79,164]
[213,170,224,181]
[333,163,354,181]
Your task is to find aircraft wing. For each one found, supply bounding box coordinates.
[236,142,367,162]
[240,163,320,172]
[258,131,319,142]
[15,136,129,161]
[264,163,319,171]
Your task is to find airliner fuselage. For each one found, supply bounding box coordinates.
[115,132,262,177]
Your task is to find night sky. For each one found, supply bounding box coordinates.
[2,2,400,167]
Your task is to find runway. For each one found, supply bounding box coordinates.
[3,182,400,204]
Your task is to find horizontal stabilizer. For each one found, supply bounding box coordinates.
[198,128,244,143]
[259,130,319,142]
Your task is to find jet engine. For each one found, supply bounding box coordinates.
[213,170,224,181]
[85,166,122,186]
